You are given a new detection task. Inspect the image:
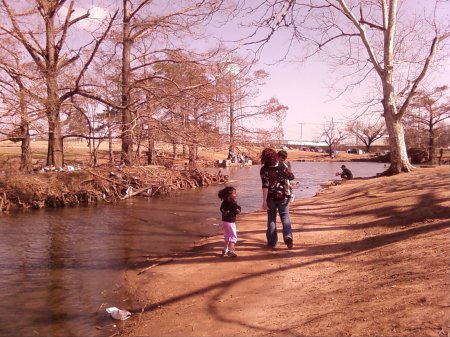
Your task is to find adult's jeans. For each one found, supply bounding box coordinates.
[266,198,293,247]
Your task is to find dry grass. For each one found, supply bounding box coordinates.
[0,140,118,167]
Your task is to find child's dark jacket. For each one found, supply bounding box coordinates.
[220,200,241,222]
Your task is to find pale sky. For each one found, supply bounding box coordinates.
[267,56,450,142]
[258,58,347,141]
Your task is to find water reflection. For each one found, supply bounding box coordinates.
[210,161,387,213]
[0,161,386,336]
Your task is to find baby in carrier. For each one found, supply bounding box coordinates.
[277,150,295,202]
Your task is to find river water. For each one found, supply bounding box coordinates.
[0,161,386,337]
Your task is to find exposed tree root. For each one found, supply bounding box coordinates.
[0,165,228,212]
[377,161,415,176]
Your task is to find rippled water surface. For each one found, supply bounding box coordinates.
[0,161,386,336]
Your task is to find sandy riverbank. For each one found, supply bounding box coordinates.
[118,166,449,336]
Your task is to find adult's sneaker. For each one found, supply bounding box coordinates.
[285,237,293,249]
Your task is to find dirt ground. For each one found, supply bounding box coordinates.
[121,165,449,337]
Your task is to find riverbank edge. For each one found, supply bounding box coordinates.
[0,155,379,213]
[0,165,231,212]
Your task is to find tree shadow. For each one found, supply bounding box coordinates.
[127,218,449,333]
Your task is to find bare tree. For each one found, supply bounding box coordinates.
[0,0,117,167]
[62,53,123,166]
[440,124,450,147]
[106,0,226,166]
[406,85,450,160]
[241,0,450,174]
[322,118,347,156]
[214,54,288,153]
[65,100,116,166]
[346,118,386,153]
[150,51,224,167]
[0,44,36,172]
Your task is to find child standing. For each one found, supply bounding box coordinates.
[218,186,241,257]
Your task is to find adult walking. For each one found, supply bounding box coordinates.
[260,148,295,249]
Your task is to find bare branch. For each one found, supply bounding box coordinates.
[60,9,119,102]
[0,0,45,69]
[398,32,450,119]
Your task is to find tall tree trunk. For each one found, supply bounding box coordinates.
[228,83,235,153]
[106,108,114,164]
[145,93,156,165]
[136,132,142,166]
[45,9,64,168]
[147,136,155,165]
[18,88,32,172]
[88,127,94,166]
[188,144,196,169]
[382,15,413,175]
[121,0,133,165]
[172,141,178,159]
[46,70,64,167]
[182,113,188,157]
[47,112,64,167]
[20,128,32,172]
[383,104,412,173]
[92,146,98,166]
[108,135,114,164]
[429,123,437,164]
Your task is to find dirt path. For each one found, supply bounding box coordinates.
[122,166,449,337]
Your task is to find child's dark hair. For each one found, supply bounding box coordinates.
[218,186,236,201]
[277,150,288,160]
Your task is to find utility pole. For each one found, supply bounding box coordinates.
[298,122,303,140]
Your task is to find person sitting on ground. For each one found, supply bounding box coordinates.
[336,165,353,180]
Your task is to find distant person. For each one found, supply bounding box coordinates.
[260,148,295,249]
[277,150,295,202]
[227,148,235,163]
[218,186,241,257]
[336,165,353,180]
